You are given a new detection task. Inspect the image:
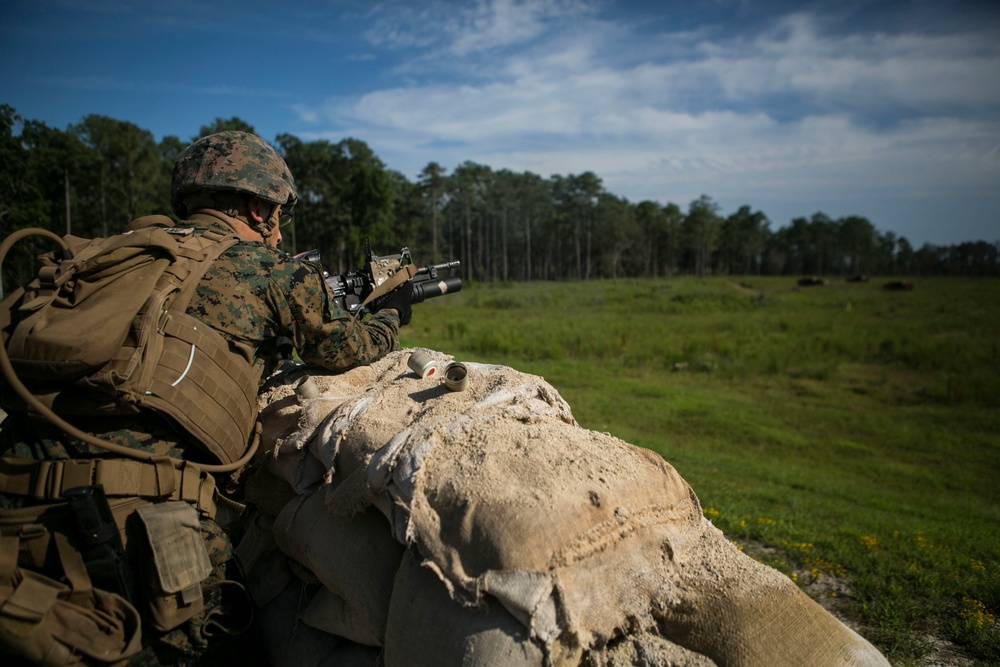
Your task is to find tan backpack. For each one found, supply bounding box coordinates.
[0,223,258,469]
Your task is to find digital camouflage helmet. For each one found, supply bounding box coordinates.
[170,131,298,219]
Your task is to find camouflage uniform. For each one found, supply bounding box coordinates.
[0,133,400,665]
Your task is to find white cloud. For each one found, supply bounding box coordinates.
[703,13,1000,111]
[302,2,1000,240]
[365,0,597,54]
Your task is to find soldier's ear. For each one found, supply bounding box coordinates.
[247,196,268,225]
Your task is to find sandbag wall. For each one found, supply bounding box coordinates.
[245,350,889,667]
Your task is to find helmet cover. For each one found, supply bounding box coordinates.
[170,131,297,217]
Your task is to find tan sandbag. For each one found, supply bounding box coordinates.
[301,587,381,647]
[255,571,382,667]
[258,351,890,667]
[383,548,546,667]
[243,467,298,520]
[272,489,404,647]
[286,354,698,654]
[653,518,891,667]
[243,545,293,609]
[258,390,346,493]
[598,631,717,666]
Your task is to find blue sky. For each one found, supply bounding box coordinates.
[2,0,998,246]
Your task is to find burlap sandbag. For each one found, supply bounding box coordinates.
[258,350,889,667]
[257,388,347,494]
[384,548,546,666]
[301,587,382,647]
[272,488,404,647]
[254,576,380,667]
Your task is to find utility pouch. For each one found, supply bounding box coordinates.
[0,535,142,666]
[134,502,211,632]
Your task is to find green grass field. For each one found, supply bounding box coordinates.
[401,276,1000,666]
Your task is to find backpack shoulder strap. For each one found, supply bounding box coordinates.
[163,228,241,316]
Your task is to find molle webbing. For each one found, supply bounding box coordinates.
[146,227,259,466]
[0,455,217,519]
[143,310,259,467]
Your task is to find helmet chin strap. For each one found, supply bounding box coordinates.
[258,205,281,244]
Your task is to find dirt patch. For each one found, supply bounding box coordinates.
[727,280,762,297]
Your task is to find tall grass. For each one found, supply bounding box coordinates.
[402,276,1000,666]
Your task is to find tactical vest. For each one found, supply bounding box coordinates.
[0,224,260,468]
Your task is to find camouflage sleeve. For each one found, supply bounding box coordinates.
[268,254,400,371]
[190,240,400,372]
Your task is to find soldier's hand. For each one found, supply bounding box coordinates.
[373,282,413,326]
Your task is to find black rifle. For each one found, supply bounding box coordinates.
[296,238,462,315]
[63,485,134,603]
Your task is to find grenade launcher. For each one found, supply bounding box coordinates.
[295,238,462,315]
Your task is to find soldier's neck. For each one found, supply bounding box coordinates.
[190,208,264,243]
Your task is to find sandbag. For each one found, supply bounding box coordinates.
[301,587,382,647]
[383,549,545,667]
[272,489,404,647]
[258,389,346,494]
[597,632,717,666]
[257,578,348,667]
[257,350,890,667]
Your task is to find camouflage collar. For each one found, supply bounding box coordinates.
[185,210,258,242]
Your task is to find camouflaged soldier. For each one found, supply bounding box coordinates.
[0,131,411,665]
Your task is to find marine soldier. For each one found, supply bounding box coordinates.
[0,131,411,664]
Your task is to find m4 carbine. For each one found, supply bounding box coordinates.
[295,239,462,315]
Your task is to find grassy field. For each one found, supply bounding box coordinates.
[400,275,1000,666]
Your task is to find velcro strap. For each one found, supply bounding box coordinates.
[54,531,92,608]
[94,456,177,498]
[0,534,19,582]
[20,457,175,500]
[0,456,45,496]
[199,229,229,243]
[175,462,217,518]
[162,263,192,283]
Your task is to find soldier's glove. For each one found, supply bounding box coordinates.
[373,281,413,326]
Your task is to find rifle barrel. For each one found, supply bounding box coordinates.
[418,260,461,275]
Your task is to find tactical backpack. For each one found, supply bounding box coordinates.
[0,222,259,471]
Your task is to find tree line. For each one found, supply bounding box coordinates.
[2,104,997,297]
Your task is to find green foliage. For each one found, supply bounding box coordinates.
[72,114,165,229]
[197,117,256,139]
[402,276,1000,665]
[275,133,393,266]
[3,105,997,290]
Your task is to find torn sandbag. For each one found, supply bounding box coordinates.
[255,350,890,667]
